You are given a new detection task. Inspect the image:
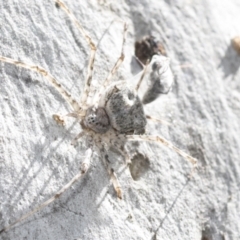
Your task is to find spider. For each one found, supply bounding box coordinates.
[0,0,197,233]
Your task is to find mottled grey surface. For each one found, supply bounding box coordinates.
[1,0,240,239]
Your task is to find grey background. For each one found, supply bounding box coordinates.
[0,0,240,239]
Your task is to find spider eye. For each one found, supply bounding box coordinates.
[84,107,110,133]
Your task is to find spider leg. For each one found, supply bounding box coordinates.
[125,134,197,168]
[146,115,171,126]
[134,55,145,69]
[102,23,127,88]
[109,167,122,199]
[135,59,150,92]
[0,148,93,233]
[116,146,131,165]
[71,131,85,146]
[110,139,131,165]
[98,145,122,199]
[0,56,80,112]
[55,0,97,106]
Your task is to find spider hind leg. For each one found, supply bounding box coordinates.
[97,144,123,199]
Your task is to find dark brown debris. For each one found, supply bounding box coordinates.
[135,35,166,65]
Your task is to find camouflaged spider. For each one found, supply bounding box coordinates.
[0,0,197,233]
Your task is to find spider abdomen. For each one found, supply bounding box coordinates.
[104,84,147,134]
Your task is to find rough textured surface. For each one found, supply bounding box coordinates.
[1,0,240,239]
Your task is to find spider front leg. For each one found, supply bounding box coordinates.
[52,110,85,126]
[55,0,97,106]
[0,148,93,234]
[0,56,80,112]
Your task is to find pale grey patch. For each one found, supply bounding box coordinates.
[129,152,150,180]
[142,55,173,104]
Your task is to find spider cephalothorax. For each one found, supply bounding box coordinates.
[82,107,110,134]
